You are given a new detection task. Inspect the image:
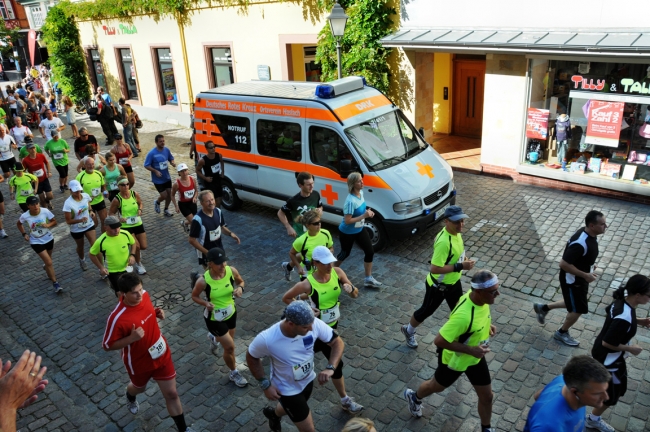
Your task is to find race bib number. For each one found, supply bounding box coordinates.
[126,216,141,225]
[158,161,168,170]
[210,164,221,174]
[212,304,234,322]
[53,152,64,160]
[78,218,91,229]
[20,189,33,196]
[183,189,195,199]
[148,335,167,360]
[320,303,341,324]
[31,226,50,238]
[209,226,221,241]
[354,219,365,228]
[292,356,314,381]
[33,169,44,178]
[108,181,118,190]
[0,143,9,152]
[91,187,100,197]
[119,157,129,165]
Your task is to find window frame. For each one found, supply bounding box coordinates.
[256,118,303,161]
[308,125,351,174]
[151,46,180,108]
[114,45,140,104]
[203,43,236,89]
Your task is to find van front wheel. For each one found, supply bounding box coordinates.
[221,178,242,211]
[364,217,387,252]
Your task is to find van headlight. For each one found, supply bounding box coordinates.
[393,198,423,215]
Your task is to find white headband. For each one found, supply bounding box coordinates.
[471,276,499,290]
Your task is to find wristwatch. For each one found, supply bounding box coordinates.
[259,378,272,390]
[325,364,336,371]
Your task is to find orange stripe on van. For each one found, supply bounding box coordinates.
[333,94,392,122]
[195,99,339,123]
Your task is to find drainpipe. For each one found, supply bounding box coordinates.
[176,15,194,111]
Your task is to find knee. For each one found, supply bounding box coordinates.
[363,251,374,263]
[222,344,235,356]
[479,391,494,406]
[336,250,349,262]
[162,387,179,401]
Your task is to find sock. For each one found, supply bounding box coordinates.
[541,305,550,312]
[413,390,422,402]
[229,369,237,376]
[171,413,187,432]
[589,414,600,421]
[365,276,372,280]
[481,425,491,432]
[558,328,568,334]
[406,324,416,335]
[340,395,350,403]
[125,391,136,403]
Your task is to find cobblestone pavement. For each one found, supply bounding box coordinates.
[1,115,650,432]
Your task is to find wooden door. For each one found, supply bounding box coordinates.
[453,60,485,138]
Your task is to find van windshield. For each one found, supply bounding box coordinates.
[344,111,427,171]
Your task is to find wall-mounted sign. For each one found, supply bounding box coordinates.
[585,100,624,147]
[102,24,138,36]
[257,65,271,81]
[572,74,650,95]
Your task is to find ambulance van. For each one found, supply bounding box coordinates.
[193,76,456,250]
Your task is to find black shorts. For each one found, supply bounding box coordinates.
[560,279,589,314]
[413,279,463,323]
[178,201,197,217]
[37,179,52,194]
[204,311,237,337]
[31,239,54,254]
[434,352,491,388]
[107,190,119,202]
[0,190,3,204]
[54,164,69,178]
[70,225,95,240]
[19,202,29,212]
[279,380,313,423]
[123,165,133,174]
[122,224,145,236]
[91,200,106,212]
[0,157,15,173]
[603,364,627,406]
[154,180,172,193]
[108,271,127,293]
[204,179,223,198]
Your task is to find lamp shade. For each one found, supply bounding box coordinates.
[327,2,348,38]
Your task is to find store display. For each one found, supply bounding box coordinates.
[621,164,637,181]
[601,162,622,178]
[588,157,601,173]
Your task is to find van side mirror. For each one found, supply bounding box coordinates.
[418,127,425,138]
[340,159,353,178]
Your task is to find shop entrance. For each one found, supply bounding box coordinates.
[452,59,485,138]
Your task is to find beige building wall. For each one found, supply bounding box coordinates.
[414,52,434,142]
[432,53,452,135]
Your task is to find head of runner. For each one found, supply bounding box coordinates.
[117,273,144,306]
[297,172,314,197]
[198,190,215,213]
[469,269,500,306]
[443,205,468,235]
[105,215,122,236]
[283,300,315,336]
[69,179,83,198]
[176,163,190,180]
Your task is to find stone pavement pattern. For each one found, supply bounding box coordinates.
[1,115,649,431]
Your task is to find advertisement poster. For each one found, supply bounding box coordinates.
[526,108,550,139]
[585,101,624,147]
[162,67,177,104]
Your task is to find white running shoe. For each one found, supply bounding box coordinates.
[401,325,418,348]
[404,388,422,418]
[229,370,248,387]
[585,416,615,432]
[341,396,364,413]
[0,229,7,238]
[281,262,293,281]
[135,263,147,275]
[125,396,139,414]
[207,333,220,355]
[364,276,383,288]
[79,259,88,271]
[154,199,161,213]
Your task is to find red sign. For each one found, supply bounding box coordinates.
[28,30,37,67]
[585,100,624,148]
[526,108,550,139]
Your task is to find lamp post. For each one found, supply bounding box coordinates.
[327,1,348,80]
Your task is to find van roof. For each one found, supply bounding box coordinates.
[203,81,326,100]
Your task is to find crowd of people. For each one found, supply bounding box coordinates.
[0,99,649,432]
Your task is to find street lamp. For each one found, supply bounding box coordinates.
[327,1,348,79]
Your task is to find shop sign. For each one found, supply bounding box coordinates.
[585,100,624,148]
[102,24,138,36]
[571,75,650,94]
[526,108,549,139]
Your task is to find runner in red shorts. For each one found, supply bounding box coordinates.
[102,273,195,432]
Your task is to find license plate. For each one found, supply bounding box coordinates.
[436,203,450,219]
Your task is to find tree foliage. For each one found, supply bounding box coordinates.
[0,25,21,60]
[41,5,92,103]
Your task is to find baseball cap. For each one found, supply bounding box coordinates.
[311,246,337,264]
[443,205,468,222]
[51,131,59,137]
[26,196,39,206]
[24,136,33,143]
[68,180,83,192]
[105,215,122,228]
[206,247,229,265]
[176,163,189,172]
[114,133,123,140]
[284,300,315,325]
[25,142,35,149]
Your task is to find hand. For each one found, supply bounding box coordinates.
[128,255,136,266]
[41,135,46,139]
[263,386,282,401]
[193,196,198,204]
[584,272,598,283]
[205,176,213,183]
[489,324,497,336]
[342,283,353,294]
[638,317,650,328]
[234,287,243,298]
[286,227,297,237]
[155,170,162,178]
[47,171,52,178]
[365,208,375,218]
[312,307,321,317]
[99,267,109,276]
[0,350,48,410]
[318,369,335,385]
[189,152,194,159]
[170,161,176,167]
[468,345,491,359]
[80,217,88,224]
[23,233,29,242]
[627,345,643,356]
[154,307,165,320]
[230,233,241,244]
[205,302,214,311]
[462,260,476,270]
[130,324,145,342]
[120,217,127,223]
[174,205,180,214]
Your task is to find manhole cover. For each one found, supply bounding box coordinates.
[154,293,185,310]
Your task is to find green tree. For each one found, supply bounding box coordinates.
[41,5,92,103]
[0,25,20,62]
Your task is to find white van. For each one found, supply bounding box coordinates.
[193,77,456,250]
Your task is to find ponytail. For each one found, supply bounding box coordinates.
[296,209,320,227]
[614,274,650,300]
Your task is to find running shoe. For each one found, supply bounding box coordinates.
[364,276,383,288]
[64,184,69,190]
[281,262,293,281]
[229,370,248,387]
[401,324,418,348]
[79,258,88,271]
[164,209,173,217]
[533,303,548,325]
[135,263,147,275]
[403,388,422,418]
[53,282,62,293]
[185,428,196,432]
[59,186,64,193]
[263,406,282,432]
[207,333,220,355]
[125,395,139,414]
[554,330,580,347]
[154,199,161,213]
[126,265,134,273]
[341,397,364,413]
[585,416,615,432]
[180,219,189,233]
[0,229,7,239]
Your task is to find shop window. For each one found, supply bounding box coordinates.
[208,47,234,88]
[205,114,250,153]
[117,48,138,100]
[309,126,351,173]
[525,59,650,187]
[89,49,106,90]
[257,119,302,161]
[1,1,16,20]
[154,48,178,106]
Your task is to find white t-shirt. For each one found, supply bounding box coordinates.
[8,95,17,109]
[39,117,64,140]
[247,318,335,396]
[0,134,16,161]
[11,126,30,146]
[62,193,95,233]
[19,208,55,245]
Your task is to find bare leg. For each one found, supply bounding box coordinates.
[547,300,566,310]
[415,377,447,400]
[37,249,56,282]
[97,208,107,233]
[560,312,582,332]
[332,377,347,398]
[73,237,85,259]
[156,378,184,417]
[217,329,236,371]
[474,384,494,426]
[363,261,372,278]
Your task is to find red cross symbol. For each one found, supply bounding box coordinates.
[321,184,339,206]
[416,162,434,178]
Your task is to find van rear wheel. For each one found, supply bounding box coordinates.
[364,216,387,252]
[221,178,242,211]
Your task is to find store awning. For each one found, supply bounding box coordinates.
[381,29,650,57]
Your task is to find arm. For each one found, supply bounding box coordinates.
[281,280,312,305]
[189,134,196,158]
[196,158,211,182]
[134,192,143,219]
[602,340,642,356]
[433,333,489,359]
[319,336,344,384]
[76,160,83,173]
[108,199,121,219]
[559,259,597,283]
[219,153,224,177]
[289,247,303,274]
[44,159,52,178]
[103,324,144,352]
[64,211,89,226]
[230,266,245,298]
[533,387,543,401]
[89,252,108,276]
[343,208,374,225]
[221,224,240,244]
[191,277,214,311]
[39,126,45,138]
[430,261,475,274]
[171,182,180,212]
[333,267,358,298]
[277,208,296,237]
[188,236,209,256]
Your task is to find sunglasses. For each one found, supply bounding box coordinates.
[206,146,215,150]
[310,221,321,226]
[118,183,129,187]
[80,134,88,137]
[482,289,499,297]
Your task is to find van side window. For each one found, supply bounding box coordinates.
[257,119,302,161]
[309,126,351,173]
[210,114,251,152]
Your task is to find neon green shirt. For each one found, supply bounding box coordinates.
[307,269,341,327]
[426,228,465,286]
[90,230,135,273]
[44,139,69,167]
[9,173,38,204]
[76,170,105,205]
[204,266,235,321]
[292,229,333,274]
[18,144,43,159]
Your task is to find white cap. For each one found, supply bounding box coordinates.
[176,163,189,172]
[311,246,337,264]
[69,180,83,192]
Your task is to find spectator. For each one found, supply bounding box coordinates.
[96,93,118,146]
[62,96,79,138]
[118,98,138,156]
[74,128,98,160]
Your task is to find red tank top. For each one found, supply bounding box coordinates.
[113,146,131,167]
[177,177,196,202]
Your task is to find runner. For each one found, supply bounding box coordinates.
[287,210,334,281]
[102,273,195,432]
[108,177,147,275]
[16,196,61,293]
[0,126,18,181]
[75,145,106,173]
[8,162,38,212]
[247,300,346,432]
[171,163,198,233]
[43,131,70,193]
[0,173,6,238]
[76,157,108,232]
[73,128,98,160]
[400,206,476,348]
[188,190,240,269]
[17,137,43,162]
[100,152,126,202]
[278,171,322,281]
[334,172,381,288]
[62,180,96,271]
[404,270,499,432]
[9,115,33,149]
[38,108,65,140]
[144,134,175,217]
[110,134,135,187]
[89,215,137,293]
[195,140,224,207]
[21,142,53,210]
[281,246,363,414]
[190,247,248,387]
